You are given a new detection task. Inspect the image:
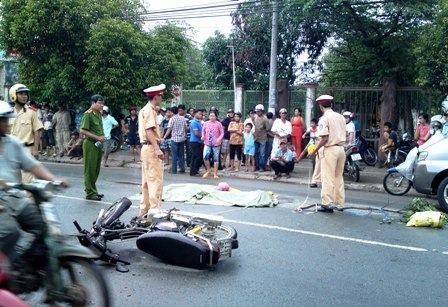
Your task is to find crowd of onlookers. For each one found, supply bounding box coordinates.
[123,104,312,179]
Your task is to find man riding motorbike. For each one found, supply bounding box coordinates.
[343,111,356,147]
[0,100,68,268]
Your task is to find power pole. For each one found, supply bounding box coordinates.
[268,0,278,114]
[227,45,237,111]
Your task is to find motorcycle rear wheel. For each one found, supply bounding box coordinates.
[383,172,412,196]
[345,162,360,182]
[362,147,378,166]
[59,257,110,307]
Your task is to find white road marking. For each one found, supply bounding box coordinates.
[223,219,430,253]
[55,194,439,254]
[55,194,111,205]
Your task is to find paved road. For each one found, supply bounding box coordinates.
[41,163,448,306]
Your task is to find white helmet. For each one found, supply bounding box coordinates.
[431,115,446,125]
[255,104,264,112]
[342,111,352,117]
[441,95,448,114]
[102,105,109,113]
[0,100,15,118]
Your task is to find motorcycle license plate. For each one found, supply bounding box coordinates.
[351,153,362,161]
[219,240,232,259]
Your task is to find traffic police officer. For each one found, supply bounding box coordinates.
[8,83,44,183]
[310,95,347,212]
[139,84,165,217]
[79,95,105,201]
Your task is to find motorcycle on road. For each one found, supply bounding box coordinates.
[344,145,362,182]
[74,198,239,270]
[1,181,110,307]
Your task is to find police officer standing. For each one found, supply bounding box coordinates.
[310,95,347,212]
[79,95,106,201]
[139,84,165,217]
[8,83,43,183]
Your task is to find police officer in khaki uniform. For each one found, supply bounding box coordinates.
[8,84,44,183]
[309,95,347,212]
[138,84,165,217]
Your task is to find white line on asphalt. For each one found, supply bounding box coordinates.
[54,194,436,254]
[55,194,111,205]
[223,218,429,253]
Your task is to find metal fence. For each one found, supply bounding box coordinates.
[180,87,435,133]
[320,87,433,134]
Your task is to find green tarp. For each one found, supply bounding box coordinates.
[162,183,278,208]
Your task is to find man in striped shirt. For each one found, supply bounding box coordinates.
[162,106,187,174]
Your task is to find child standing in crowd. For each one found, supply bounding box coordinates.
[228,112,244,171]
[297,118,320,187]
[243,122,255,172]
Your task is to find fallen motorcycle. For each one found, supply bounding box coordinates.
[74,197,239,271]
[1,181,110,306]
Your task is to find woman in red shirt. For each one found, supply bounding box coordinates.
[291,108,305,157]
[414,113,430,146]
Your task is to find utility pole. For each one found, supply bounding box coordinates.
[227,45,237,111]
[268,0,278,114]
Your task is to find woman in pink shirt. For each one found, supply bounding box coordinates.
[201,111,224,179]
[414,113,430,146]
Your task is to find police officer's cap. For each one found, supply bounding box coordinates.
[316,95,334,107]
[143,84,166,97]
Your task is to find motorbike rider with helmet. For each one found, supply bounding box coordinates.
[0,99,68,267]
[8,83,44,183]
[343,111,356,147]
[439,96,448,135]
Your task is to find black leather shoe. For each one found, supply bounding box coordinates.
[97,193,104,198]
[317,204,334,213]
[309,183,318,188]
[86,195,102,201]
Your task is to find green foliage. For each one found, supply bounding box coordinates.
[0,1,193,109]
[414,0,448,93]
[84,19,148,110]
[402,198,448,226]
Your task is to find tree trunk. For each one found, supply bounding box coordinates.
[277,78,289,115]
[378,76,397,163]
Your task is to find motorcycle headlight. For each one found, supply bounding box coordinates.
[417,151,428,161]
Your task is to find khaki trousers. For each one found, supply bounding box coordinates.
[56,129,71,153]
[21,146,35,183]
[140,145,163,217]
[320,146,345,206]
[311,155,321,184]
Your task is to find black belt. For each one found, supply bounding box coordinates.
[24,143,34,147]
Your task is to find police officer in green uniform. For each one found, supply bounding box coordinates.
[79,95,105,201]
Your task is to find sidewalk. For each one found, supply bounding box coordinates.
[40,149,393,194]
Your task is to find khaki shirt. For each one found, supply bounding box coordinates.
[253,115,269,142]
[317,109,346,147]
[9,105,44,145]
[53,110,72,131]
[138,102,161,143]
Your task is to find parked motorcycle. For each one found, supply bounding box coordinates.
[386,133,414,167]
[1,181,110,306]
[74,198,239,271]
[344,145,362,182]
[110,127,124,153]
[355,135,378,166]
[383,168,412,196]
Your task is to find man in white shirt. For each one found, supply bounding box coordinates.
[102,106,119,167]
[343,111,356,146]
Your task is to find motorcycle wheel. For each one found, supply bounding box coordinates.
[194,225,237,248]
[383,172,412,196]
[362,147,378,166]
[110,138,120,153]
[59,257,110,307]
[346,162,360,182]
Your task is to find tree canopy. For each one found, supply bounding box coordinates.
[0,0,195,109]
